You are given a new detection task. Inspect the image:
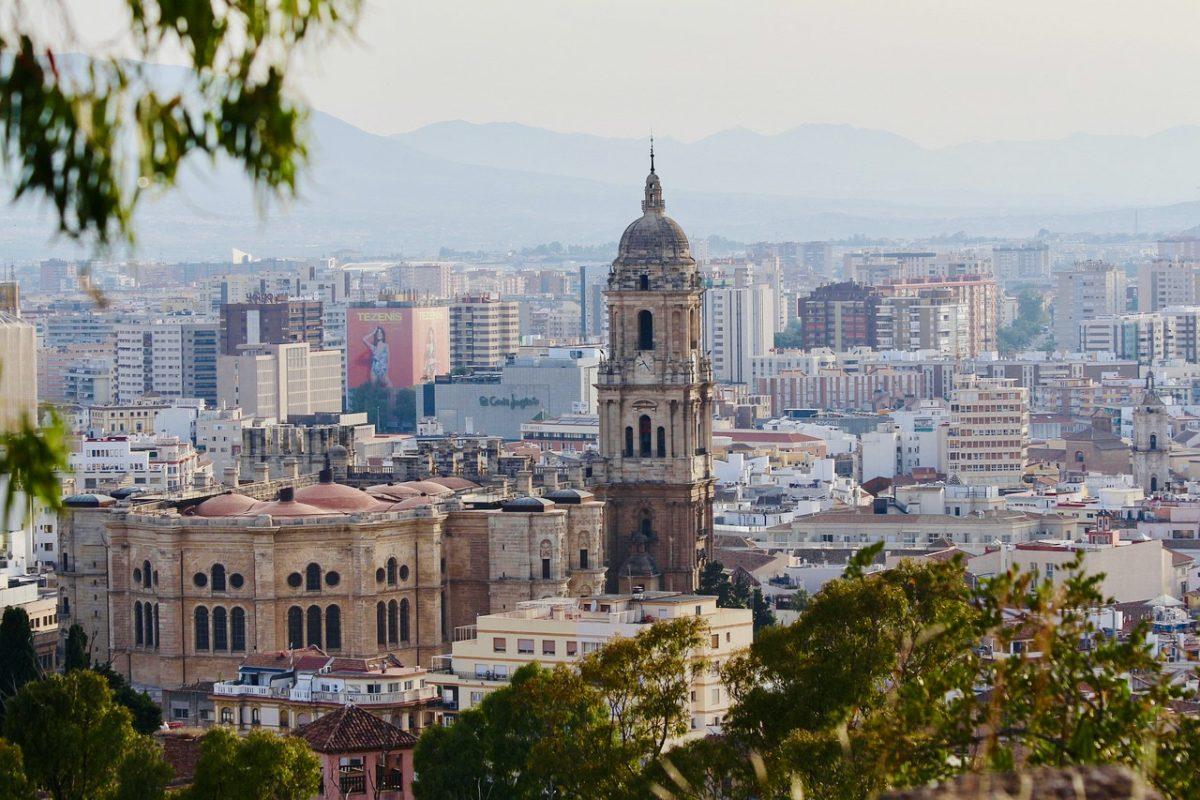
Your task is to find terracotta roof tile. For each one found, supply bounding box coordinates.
[294,705,417,754]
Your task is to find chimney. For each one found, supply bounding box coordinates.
[543,470,560,492]
[516,470,533,496]
[282,456,300,480]
[222,464,240,488]
[567,464,585,489]
[254,462,271,484]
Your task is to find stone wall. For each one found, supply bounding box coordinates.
[881,766,1160,800]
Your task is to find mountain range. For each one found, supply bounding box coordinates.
[6,108,1200,261]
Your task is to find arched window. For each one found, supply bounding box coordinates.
[376,602,387,646]
[399,598,411,643]
[287,606,303,649]
[579,548,589,569]
[144,602,154,647]
[212,607,228,651]
[231,608,246,652]
[326,605,342,651]
[639,274,649,290]
[1151,476,1159,493]
[639,415,652,457]
[194,606,210,651]
[1150,433,1158,450]
[142,560,152,589]
[153,604,160,649]
[540,539,552,580]
[624,426,634,457]
[637,310,654,351]
[220,708,233,724]
[134,602,144,646]
[306,604,322,648]
[657,426,666,457]
[211,564,226,592]
[387,599,398,645]
[386,557,397,586]
[640,514,653,537]
[305,563,321,592]
[251,708,260,726]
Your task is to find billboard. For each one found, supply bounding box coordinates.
[347,305,450,390]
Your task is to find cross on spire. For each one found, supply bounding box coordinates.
[649,134,655,174]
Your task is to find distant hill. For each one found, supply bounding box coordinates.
[6,103,1200,261]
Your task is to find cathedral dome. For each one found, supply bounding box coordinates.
[613,154,694,270]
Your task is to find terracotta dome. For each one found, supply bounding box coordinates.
[400,481,454,496]
[294,482,389,513]
[365,483,422,501]
[193,492,259,518]
[247,498,341,518]
[425,476,480,491]
[391,496,435,510]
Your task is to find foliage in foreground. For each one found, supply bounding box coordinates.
[416,545,1200,800]
[0,670,319,800]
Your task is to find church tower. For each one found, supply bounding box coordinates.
[1131,378,1171,495]
[595,149,714,593]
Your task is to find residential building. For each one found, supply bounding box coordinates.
[219,299,324,355]
[519,414,600,452]
[217,343,343,422]
[431,594,752,734]
[0,312,37,431]
[1053,262,1126,350]
[1137,259,1200,313]
[992,243,1050,283]
[449,295,520,371]
[880,274,999,357]
[760,507,1048,551]
[946,375,1029,488]
[702,267,776,384]
[115,319,219,405]
[0,575,59,672]
[877,290,971,358]
[797,282,882,351]
[210,648,437,734]
[1078,313,1176,364]
[1159,236,1200,261]
[69,435,211,494]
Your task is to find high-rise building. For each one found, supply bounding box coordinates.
[946,375,1028,488]
[219,299,324,355]
[115,320,219,405]
[39,259,78,292]
[797,282,882,351]
[702,267,776,384]
[993,243,1050,283]
[1078,313,1175,365]
[877,290,970,358]
[596,157,713,594]
[1136,259,1200,313]
[449,295,520,371]
[1159,236,1200,261]
[1053,262,1126,351]
[881,275,998,357]
[0,312,37,431]
[216,342,343,422]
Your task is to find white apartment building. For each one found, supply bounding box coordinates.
[1137,259,1200,313]
[861,403,950,483]
[216,343,343,422]
[703,270,776,385]
[1078,313,1175,365]
[992,243,1050,283]
[450,295,520,371]
[1053,262,1126,351]
[69,435,211,494]
[946,375,1029,488]
[115,319,219,405]
[877,292,970,358]
[194,406,254,476]
[431,593,753,734]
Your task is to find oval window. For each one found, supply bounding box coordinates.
[399,565,410,581]
[230,573,245,589]
[193,572,208,588]
[287,572,302,588]
[325,571,341,587]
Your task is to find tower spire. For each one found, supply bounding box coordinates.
[649,134,655,174]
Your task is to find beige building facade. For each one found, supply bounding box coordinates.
[947,375,1029,488]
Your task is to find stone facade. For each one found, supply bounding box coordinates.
[595,157,715,593]
[1131,387,1171,495]
[59,476,607,692]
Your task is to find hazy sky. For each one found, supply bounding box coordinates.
[55,0,1200,147]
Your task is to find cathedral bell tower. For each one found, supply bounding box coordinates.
[595,146,714,593]
[1132,375,1171,496]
